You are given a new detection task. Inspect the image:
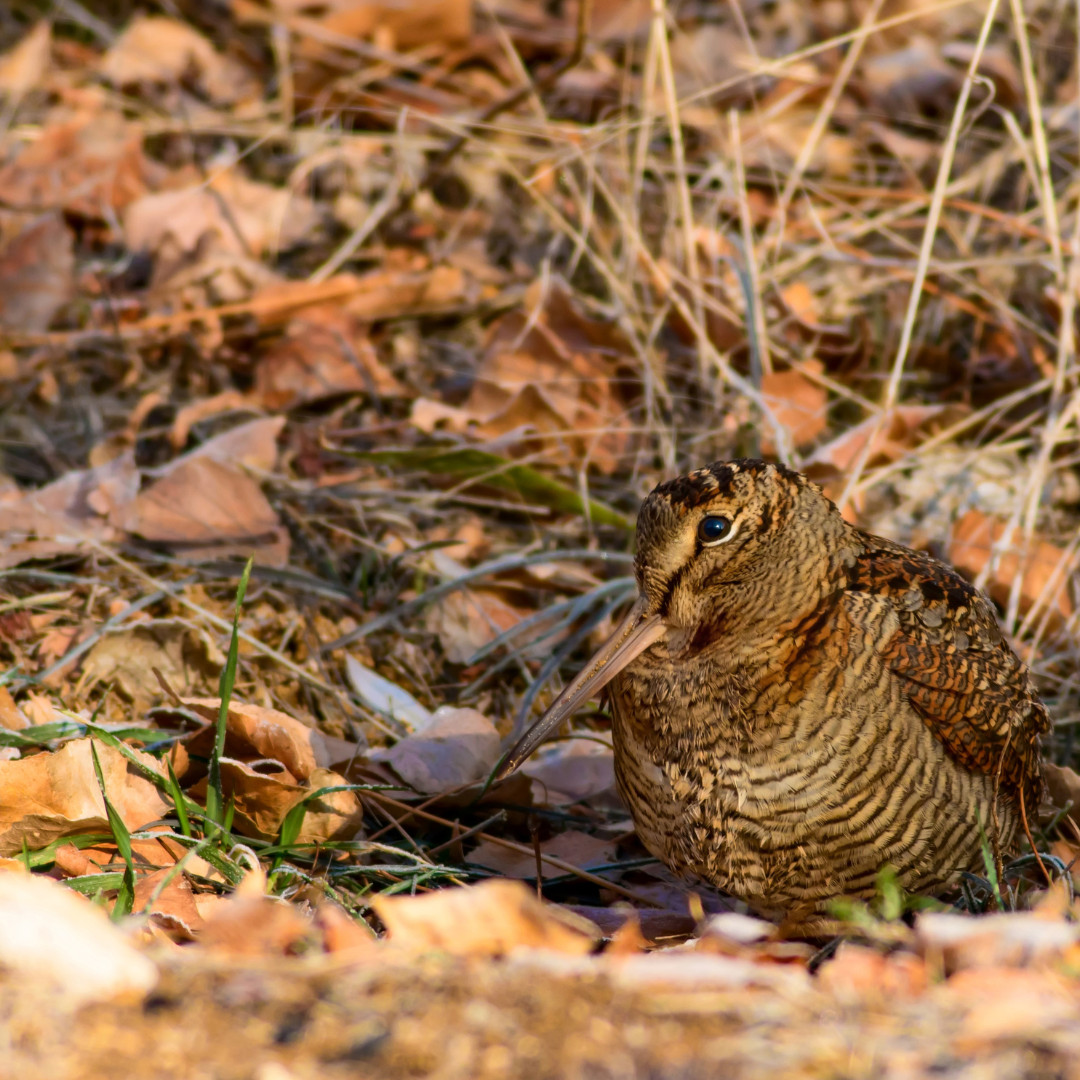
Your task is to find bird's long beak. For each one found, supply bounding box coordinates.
[495,595,666,780]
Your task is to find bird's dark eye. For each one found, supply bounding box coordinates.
[698,516,732,543]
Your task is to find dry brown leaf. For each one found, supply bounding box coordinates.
[424,588,527,665]
[521,738,616,806]
[0,686,29,732]
[124,166,317,261]
[120,456,289,566]
[79,620,225,702]
[818,943,926,999]
[469,831,615,881]
[254,304,405,409]
[296,767,365,845]
[181,697,330,781]
[197,891,311,956]
[178,415,285,473]
[1041,763,1080,826]
[373,707,501,795]
[0,213,74,332]
[807,405,948,473]
[0,22,51,97]
[189,758,304,841]
[133,867,206,940]
[916,911,1078,973]
[949,510,1074,621]
[0,107,165,219]
[760,360,827,454]
[445,278,635,473]
[372,879,600,956]
[99,16,259,104]
[290,0,472,54]
[316,900,379,955]
[0,738,168,856]
[0,450,139,569]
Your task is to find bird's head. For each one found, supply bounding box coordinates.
[497,460,851,777]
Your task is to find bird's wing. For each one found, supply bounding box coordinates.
[848,533,1049,811]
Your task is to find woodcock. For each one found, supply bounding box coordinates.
[500,459,1050,924]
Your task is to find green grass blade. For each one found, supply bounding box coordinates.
[975,809,1004,911]
[207,556,254,828]
[90,740,136,919]
[65,872,126,896]
[353,446,631,529]
[166,757,191,838]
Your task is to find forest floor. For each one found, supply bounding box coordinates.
[2,0,1080,1075]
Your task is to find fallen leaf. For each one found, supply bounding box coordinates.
[373,879,600,956]
[521,737,616,806]
[448,278,636,474]
[316,900,379,955]
[807,405,948,473]
[291,0,472,55]
[189,757,304,840]
[0,22,50,98]
[79,620,224,702]
[0,873,158,1006]
[0,451,140,569]
[818,942,926,999]
[178,415,284,473]
[0,738,169,856]
[0,213,74,332]
[0,686,29,731]
[0,107,165,219]
[295,767,365,845]
[197,890,311,956]
[133,867,206,940]
[181,697,333,782]
[120,456,290,567]
[949,510,1074,621]
[1045,762,1080,826]
[425,588,527,665]
[99,16,259,105]
[760,360,828,453]
[469,831,615,881]
[124,163,318,261]
[344,654,433,732]
[254,304,405,409]
[916,911,1078,973]
[373,706,500,795]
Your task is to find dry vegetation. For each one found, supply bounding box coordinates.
[2,0,1080,1075]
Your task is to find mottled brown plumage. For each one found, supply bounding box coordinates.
[503,459,1049,924]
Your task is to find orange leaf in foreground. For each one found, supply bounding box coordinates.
[372,879,601,957]
[948,509,1074,622]
[0,738,168,856]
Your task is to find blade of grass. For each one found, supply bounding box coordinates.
[166,757,191,838]
[206,557,254,830]
[976,809,1005,911]
[90,740,136,919]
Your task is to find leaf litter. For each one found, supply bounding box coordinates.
[1,0,1080,1074]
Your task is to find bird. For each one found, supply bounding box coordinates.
[500,459,1050,928]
